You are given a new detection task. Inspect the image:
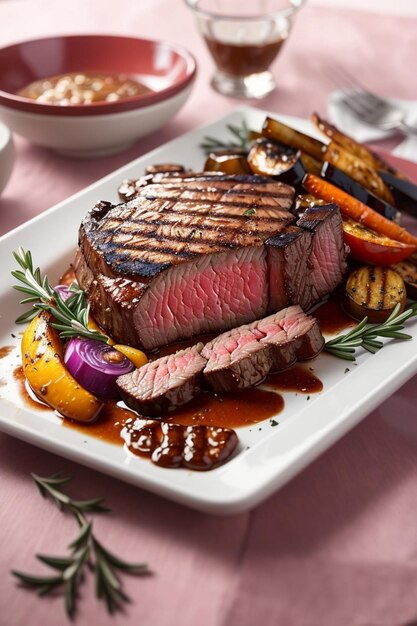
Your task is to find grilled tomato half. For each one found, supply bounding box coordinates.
[342,218,417,266]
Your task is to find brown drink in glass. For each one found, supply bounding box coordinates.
[185,0,305,99]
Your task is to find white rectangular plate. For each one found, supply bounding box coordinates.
[1,105,417,515]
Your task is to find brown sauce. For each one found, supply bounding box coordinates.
[123,420,238,471]
[64,401,136,444]
[0,346,13,359]
[165,388,284,428]
[18,72,153,105]
[65,387,284,444]
[314,291,356,335]
[204,37,285,76]
[13,366,50,411]
[267,364,323,394]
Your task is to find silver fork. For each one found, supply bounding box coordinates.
[328,66,417,135]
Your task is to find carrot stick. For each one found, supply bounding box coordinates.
[303,174,417,246]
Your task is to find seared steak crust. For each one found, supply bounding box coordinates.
[77,174,346,350]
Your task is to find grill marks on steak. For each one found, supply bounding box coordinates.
[78,174,297,349]
[117,306,324,414]
[77,168,347,350]
[82,178,295,281]
[117,171,287,203]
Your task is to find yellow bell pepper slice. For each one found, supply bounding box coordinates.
[112,344,148,369]
[21,311,103,422]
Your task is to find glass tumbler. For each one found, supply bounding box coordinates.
[184,0,305,99]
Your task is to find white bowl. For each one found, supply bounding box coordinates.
[0,85,193,158]
[0,35,196,158]
[0,121,14,192]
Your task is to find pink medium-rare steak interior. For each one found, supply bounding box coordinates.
[117,343,206,416]
[202,325,273,393]
[201,305,324,393]
[297,204,347,302]
[135,246,268,349]
[257,305,324,362]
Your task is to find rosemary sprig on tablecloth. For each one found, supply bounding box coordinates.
[324,302,417,361]
[12,473,150,619]
[200,119,251,154]
[11,247,108,343]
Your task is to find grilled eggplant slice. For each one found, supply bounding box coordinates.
[321,162,400,222]
[247,138,305,185]
[344,265,406,323]
[204,149,251,175]
[324,142,395,205]
[312,112,402,176]
[262,116,326,161]
[379,170,417,217]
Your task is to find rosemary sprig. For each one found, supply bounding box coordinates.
[324,302,417,361]
[200,119,251,154]
[12,473,150,620]
[12,247,108,343]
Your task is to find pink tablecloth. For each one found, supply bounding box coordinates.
[2,2,417,625]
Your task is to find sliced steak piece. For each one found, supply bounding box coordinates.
[202,327,274,394]
[266,226,313,312]
[117,344,206,417]
[117,306,324,414]
[297,204,347,303]
[77,175,296,349]
[202,306,324,394]
[257,305,324,364]
[121,420,239,470]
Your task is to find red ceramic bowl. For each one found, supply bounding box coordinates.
[0,34,196,116]
[0,34,196,157]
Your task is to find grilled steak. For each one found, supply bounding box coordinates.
[117,307,324,414]
[202,327,274,394]
[117,343,206,416]
[202,305,323,393]
[118,171,244,202]
[77,174,296,349]
[76,173,346,350]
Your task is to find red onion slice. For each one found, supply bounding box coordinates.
[53,284,72,302]
[64,338,134,397]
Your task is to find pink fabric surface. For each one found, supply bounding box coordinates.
[2,2,417,625]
